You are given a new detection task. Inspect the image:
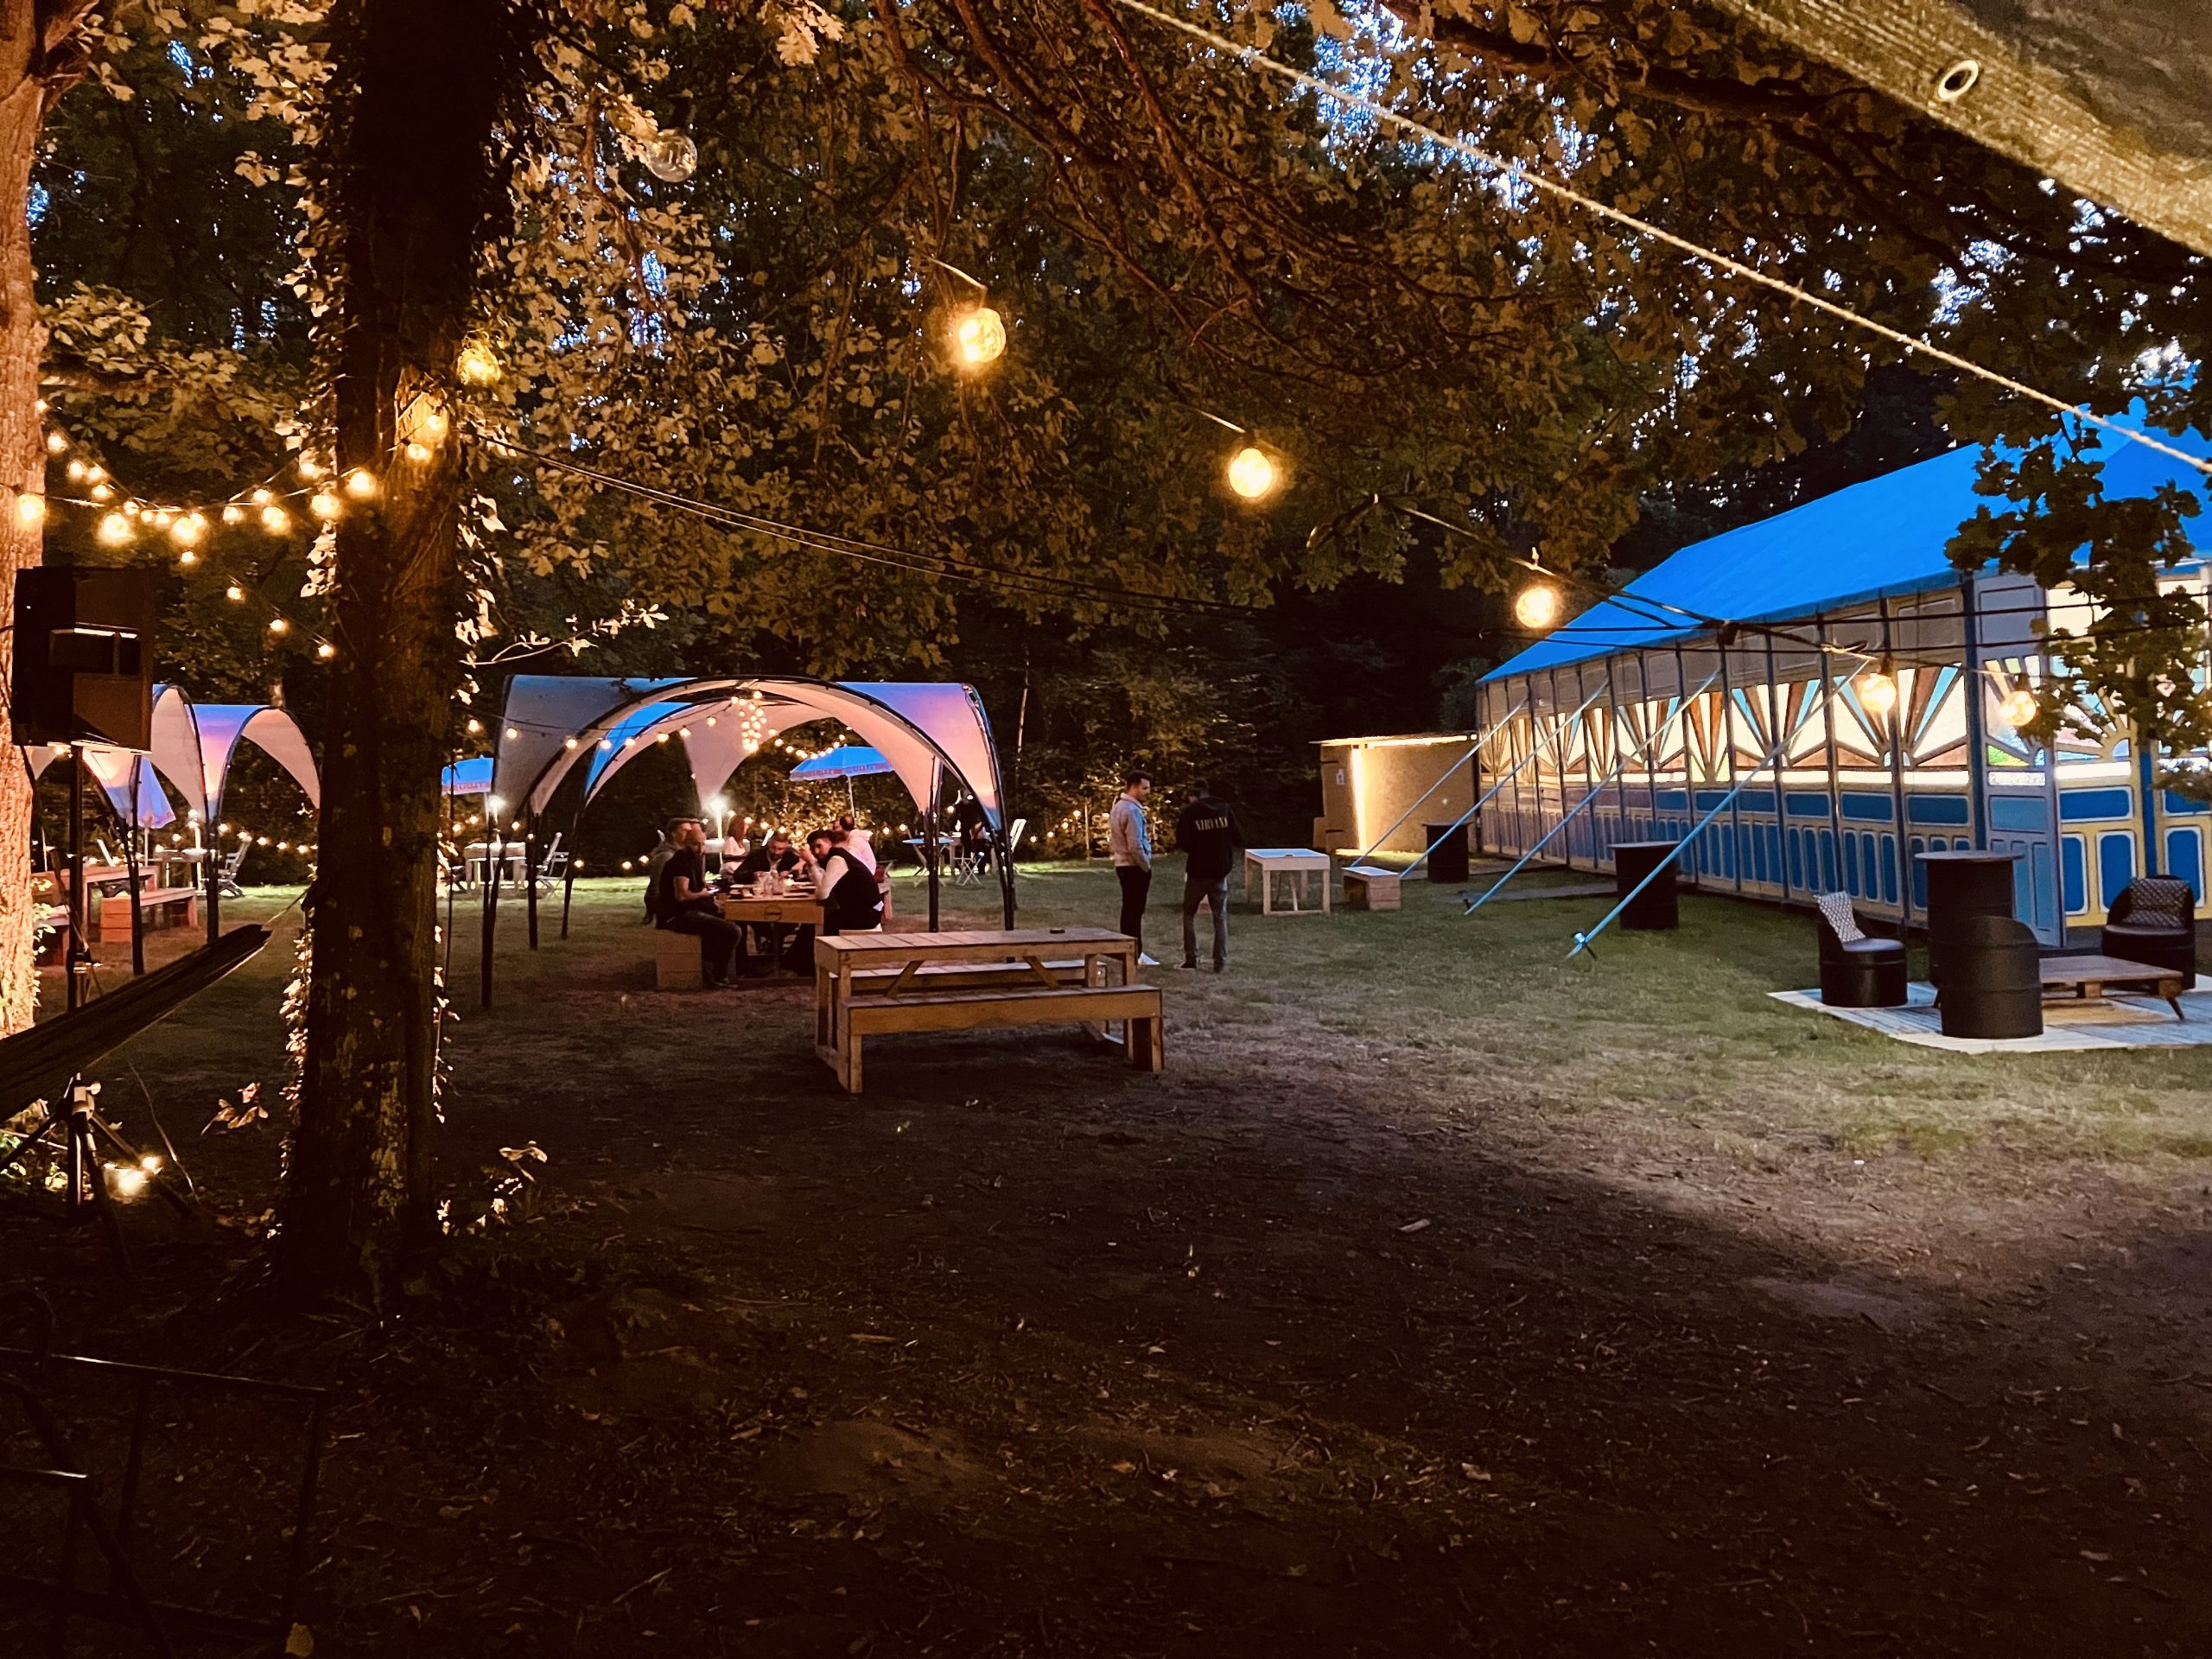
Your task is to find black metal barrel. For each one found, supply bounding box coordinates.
[1612,841,1679,931]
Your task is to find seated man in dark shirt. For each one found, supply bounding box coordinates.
[732,830,802,884]
[655,820,740,988]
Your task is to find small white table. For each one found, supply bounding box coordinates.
[1244,849,1332,915]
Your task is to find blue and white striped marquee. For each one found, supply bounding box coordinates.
[1476,426,2212,946]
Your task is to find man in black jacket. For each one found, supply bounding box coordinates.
[1173,779,1246,973]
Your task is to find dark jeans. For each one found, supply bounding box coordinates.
[1116,864,1152,952]
[661,909,739,983]
[1181,874,1229,968]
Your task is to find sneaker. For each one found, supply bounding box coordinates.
[1212,962,1226,974]
[1139,952,1160,967]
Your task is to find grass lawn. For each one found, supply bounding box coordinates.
[5,861,2210,1655]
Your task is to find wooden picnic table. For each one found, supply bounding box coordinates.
[813,926,1141,1082]
[1243,848,1332,915]
[716,888,824,975]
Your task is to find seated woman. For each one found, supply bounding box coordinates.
[654,820,741,988]
[807,827,884,938]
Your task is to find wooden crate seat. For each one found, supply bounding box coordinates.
[1341,865,1402,911]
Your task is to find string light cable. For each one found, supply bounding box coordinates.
[1105,0,2212,482]
[474,429,1255,619]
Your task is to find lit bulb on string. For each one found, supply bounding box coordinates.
[251,487,272,506]
[1227,445,1279,500]
[16,492,43,528]
[954,306,1007,367]
[640,130,698,183]
[298,458,322,480]
[149,509,173,530]
[344,467,378,500]
[170,512,205,548]
[456,338,502,386]
[404,442,431,463]
[1514,582,1562,632]
[419,409,448,443]
[96,512,132,547]
[1858,664,1898,717]
[1999,687,2038,729]
[44,432,65,454]
[225,583,245,602]
[309,491,341,522]
[267,617,289,635]
[261,505,291,535]
[89,482,112,503]
[316,641,336,660]
[222,505,245,525]
[64,459,86,482]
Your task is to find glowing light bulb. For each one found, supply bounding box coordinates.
[298,458,322,480]
[1226,445,1278,499]
[44,431,66,454]
[16,492,43,528]
[309,491,341,521]
[420,409,448,442]
[1999,687,2038,728]
[251,487,272,506]
[64,458,86,482]
[170,512,205,547]
[267,617,289,635]
[96,511,132,547]
[954,306,1007,367]
[316,641,336,659]
[404,441,431,463]
[261,505,291,534]
[89,482,112,502]
[150,509,174,529]
[456,340,502,386]
[1514,582,1562,632]
[344,467,377,499]
[563,736,578,750]
[222,505,245,525]
[225,583,245,602]
[178,550,199,567]
[467,718,483,734]
[505,726,518,739]
[640,130,698,182]
[1858,670,1898,717]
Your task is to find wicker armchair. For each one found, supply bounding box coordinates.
[2102,876,2196,981]
[1815,893,1908,1008]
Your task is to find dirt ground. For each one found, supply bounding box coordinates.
[3,864,2210,1656]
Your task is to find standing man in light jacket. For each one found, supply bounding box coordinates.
[1108,769,1159,966]
[1173,778,1246,973]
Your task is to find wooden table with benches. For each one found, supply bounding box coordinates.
[813,927,1163,1094]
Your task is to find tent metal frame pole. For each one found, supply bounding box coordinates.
[65,756,86,1013]
[1405,683,1606,878]
[925,763,941,930]
[1637,650,1662,834]
[1961,573,1991,853]
[1601,654,1630,862]
[524,809,540,950]
[1817,613,1847,895]
[1672,639,1697,887]
[1466,667,1723,914]
[1569,724,1799,960]
[1717,643,1747,895]
[1548,669,1573,872]
[480,818,500,1010]
[1878,599,1912,923]
[560,799,582,942]
[1344,700,1524,869]
[124,795,145,979]
[1573,663,1603,868]
[1763,631,1794,904]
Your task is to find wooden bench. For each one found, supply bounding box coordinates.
[1341,865,1402,912]
[831,982,1164,1094]
[653,925,702,990]
[132,886,199,931]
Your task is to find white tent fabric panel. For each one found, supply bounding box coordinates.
[842,683,1004,829]
[495,677,686,815]
[191,704,321,820]
[149,686,205,816]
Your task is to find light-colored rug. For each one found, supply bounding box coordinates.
[1770,977,2212,1053]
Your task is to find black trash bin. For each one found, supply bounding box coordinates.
[1423,822,1470,884]
[1939,912,2043,1039]
[1611,841,1679,931]
[1918,849,2021,989]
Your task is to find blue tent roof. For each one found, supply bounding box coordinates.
[1484,423,2212,682]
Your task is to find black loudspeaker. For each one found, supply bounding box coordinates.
[10,567,157,752]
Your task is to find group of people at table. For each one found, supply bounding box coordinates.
[649,816,884,987]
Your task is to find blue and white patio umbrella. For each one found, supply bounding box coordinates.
[789,745,895,809]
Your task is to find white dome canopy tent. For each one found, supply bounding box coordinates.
[25,684,321,966]
[474,676,1014,1005]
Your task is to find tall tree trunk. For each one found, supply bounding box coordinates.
[0,5,99,1037]
[274,0,524,1302]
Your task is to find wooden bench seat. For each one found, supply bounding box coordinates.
[1341,865,1402,912]
[132,886,199,930]
[830,982,1164,1094]
[653,925,702,990]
